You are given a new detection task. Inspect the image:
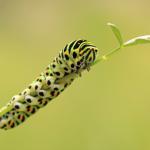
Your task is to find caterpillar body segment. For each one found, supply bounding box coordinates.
[0,39,98,130]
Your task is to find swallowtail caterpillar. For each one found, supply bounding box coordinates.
[0,22,150,130]
[0,39,98,130]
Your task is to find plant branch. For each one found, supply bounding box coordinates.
[92,23,150,67]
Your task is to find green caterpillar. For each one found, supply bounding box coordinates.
[0,39,98,130]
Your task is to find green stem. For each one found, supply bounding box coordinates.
[92,46,123,66]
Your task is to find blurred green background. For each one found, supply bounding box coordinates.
[0,0,150,150]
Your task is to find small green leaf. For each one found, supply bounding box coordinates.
[107,22,123,47]
[124,35,150,47]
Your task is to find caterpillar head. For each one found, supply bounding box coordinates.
[71,39,99,70]
[62,39,99,72]
[80,41,98,66]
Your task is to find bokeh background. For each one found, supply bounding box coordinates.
[0,0,150,150]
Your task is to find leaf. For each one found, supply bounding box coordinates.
[107,22,123,47]
[123,35,150,47]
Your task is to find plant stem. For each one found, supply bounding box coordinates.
[92,46,123,66]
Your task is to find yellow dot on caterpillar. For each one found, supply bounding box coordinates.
[102,55,107,60]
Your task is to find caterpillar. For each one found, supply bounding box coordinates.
[0,39,98,130]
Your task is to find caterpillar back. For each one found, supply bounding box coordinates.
[0,39,98,130]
